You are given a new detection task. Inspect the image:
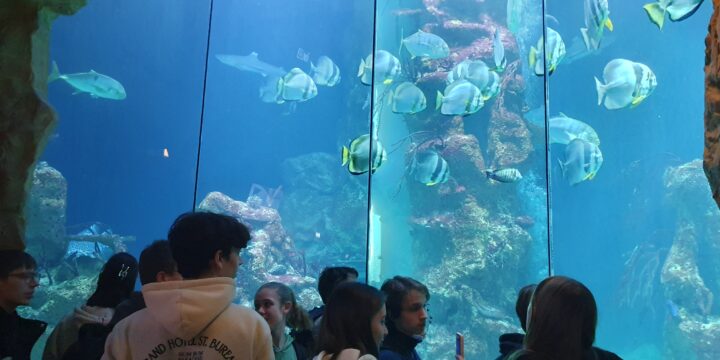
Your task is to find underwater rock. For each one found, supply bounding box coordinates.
[704,0,720,211]
[281,152,340,194]
[0,0,87,250]
[662,159,720,358]
[199,191,280,224]
[487,61,533,167]
[24,161,67,267]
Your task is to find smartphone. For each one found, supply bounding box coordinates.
[455,332,464,357]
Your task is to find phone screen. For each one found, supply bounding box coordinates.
[455,332,464,356]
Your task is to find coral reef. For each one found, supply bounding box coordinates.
[0,0,87,251]
[197,191,318,306]
[383,0,538,357]
[704,0,720,211]
[661,160,720,359]
[279,153,369,273]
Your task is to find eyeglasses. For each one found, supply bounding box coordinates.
[8,271,40,283]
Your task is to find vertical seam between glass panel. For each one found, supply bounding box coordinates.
[365,0,379,284]
[541,0,553,277]
[192,0,215,211]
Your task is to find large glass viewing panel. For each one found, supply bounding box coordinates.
[546,1,716,359]
[369,0,549,358]
[25,0,208,329]
[195,0,376,304]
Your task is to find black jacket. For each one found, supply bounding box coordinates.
[495,333,525,360]
[0,308,47,360]
[509,347,623,360]
[379,329,422,360]
[290,329,315,360]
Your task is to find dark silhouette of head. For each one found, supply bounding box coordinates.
[86,252,138,308]
[167,212,251,279]
[138,240,178,285]
[523,276,597,360]
[516,284,537,332]
[318,282,385,359]
[318,266,358,304]
[0,250,37,278]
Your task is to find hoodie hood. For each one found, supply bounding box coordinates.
[142,277,235,339]
[73,305,115,326]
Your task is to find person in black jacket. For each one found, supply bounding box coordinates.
[379,276,430,360]
[0,250,47,360]
[495,284,536,360]
[508,276,623,360]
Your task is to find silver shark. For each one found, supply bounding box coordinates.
[215,52,286,78]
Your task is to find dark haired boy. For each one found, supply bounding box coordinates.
[495,284,536,360]
[379,276,430,360]
[103,212,273,360]
[0,250,47,359]
[308,266,358,338]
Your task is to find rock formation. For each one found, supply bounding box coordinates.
[704,0,720,210]
[0,0,87,251]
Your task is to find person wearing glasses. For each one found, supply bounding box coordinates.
[378,276,430,360]
[0,249,47,360]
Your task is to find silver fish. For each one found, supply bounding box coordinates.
[549,113,600,146]
[436,80,484,116]
[411,150,450,186]
[482,71,501,100]
[342,134,387,175]
[643,0,704,29]
[279,68,317,102]
[402,29,450,59]
[559,138,603,186]
[493,28,507,73]
[529,27,566,76]
[311,56,341,87]
[389,82,427,114]
[216,52,286,78]
[358,50,402,86]
[447,59,490,90]
[49,62,126,100]
[595,59,657,110]
[485,168,523,183]
[581,0,613,51]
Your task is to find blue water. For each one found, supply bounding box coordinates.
[39,0,716,358]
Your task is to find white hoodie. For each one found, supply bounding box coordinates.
[102,277,273,360]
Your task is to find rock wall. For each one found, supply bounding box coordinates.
[704,0,720,210]
[0,0,87,251]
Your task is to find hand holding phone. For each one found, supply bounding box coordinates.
[455,332,464,358]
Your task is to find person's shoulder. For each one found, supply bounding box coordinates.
[592,347,623,360]
[226,304,264,321]
[378,348,403,360]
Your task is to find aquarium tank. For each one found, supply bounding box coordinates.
[17,0,717,358]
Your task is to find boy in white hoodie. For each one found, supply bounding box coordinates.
[102,212,273,360]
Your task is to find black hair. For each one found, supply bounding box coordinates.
[168,211,251,279]
[318,266,359,304]
[86,252,138,308]
[139,240,177,285]
[516,284,537,332]
[380,276,430,321]
[318,282,385,359]
[0,250,37,278]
